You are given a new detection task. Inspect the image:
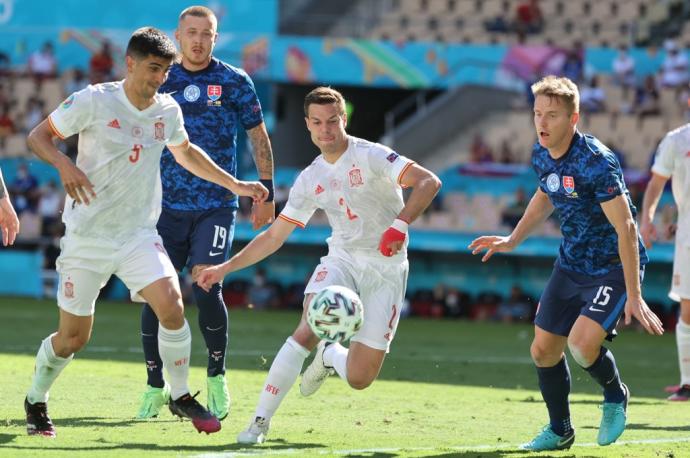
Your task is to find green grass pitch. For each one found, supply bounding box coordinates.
[0,297,688,457]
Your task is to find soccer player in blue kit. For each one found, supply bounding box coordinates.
[136,6,276,420]
[469,76,664,451]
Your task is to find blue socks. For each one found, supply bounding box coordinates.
[141,282,228,385]
[141,304,165,388]
[193,283,228,377]
[536,357,573,436]
[584,347,625,403]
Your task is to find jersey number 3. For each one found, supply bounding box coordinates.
[130,144,142,163]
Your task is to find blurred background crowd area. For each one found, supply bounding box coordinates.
[0,0,684,327]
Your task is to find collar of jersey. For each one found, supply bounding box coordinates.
[179,57,218,76]
[320,136,353,168]
[117,81,160,116]
[548,130,581,163]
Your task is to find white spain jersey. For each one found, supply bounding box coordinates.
[279,136,414,259]
[653,124,690,238]
[49,81,188,241]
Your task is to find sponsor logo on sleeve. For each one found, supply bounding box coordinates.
[61,95,75,109]
[386,152,399,163]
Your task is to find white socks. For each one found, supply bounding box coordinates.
[27,334,73,404]
[677,318,690,386]
[254,337,309,420]
[323,342,349,382]
[158,320,191,400]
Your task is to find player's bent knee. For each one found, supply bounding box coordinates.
[156,304,185,330]
[292,325,319,351]
[530,341,560,366]
[567,339,598,367]
[55,332,90,355]
[347,374,375,390]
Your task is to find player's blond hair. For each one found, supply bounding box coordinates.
[531,76,580,114]
[179,5,217,25]
[304,87,346,117]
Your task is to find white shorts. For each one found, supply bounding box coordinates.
[55,230,177,316]
[304,248,409,352]
[670,234,690,302]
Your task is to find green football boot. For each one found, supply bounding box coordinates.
[207,374,230,421]
[135,384,170,419]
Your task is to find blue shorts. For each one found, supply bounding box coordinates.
[535,262,645,337]
[156,207,237,271]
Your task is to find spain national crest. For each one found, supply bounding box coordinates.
[64,280,74,299]
[562,176,575,194]
[348,168,363,187]
[154,121,165,141]
[207,85,222,101]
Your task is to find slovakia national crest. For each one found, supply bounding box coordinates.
[348,168,363,187]
[562,176,575,194]
[207,85,222,102]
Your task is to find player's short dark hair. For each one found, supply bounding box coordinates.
[531,75,580,114]
[304,87,346,117]
[179,5,217,25]
[126,27,177,61]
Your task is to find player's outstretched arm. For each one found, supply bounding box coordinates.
[469,187,553,262]
[379,163,441,257]
[0,170,19,246]
[639,172,669,248]
[28,120,96,205]
[601,195,664,335]
[247,122,276,229]
[168,141,268,202]
[196,217,296,291]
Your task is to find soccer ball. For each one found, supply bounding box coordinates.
[307,285,364,343]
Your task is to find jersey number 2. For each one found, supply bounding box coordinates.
[130,144,142,163]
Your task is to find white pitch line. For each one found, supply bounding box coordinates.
[0,344,674,368]
[192,436,690,457]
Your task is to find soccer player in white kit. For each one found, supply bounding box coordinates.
[640,124,690,401]
[0,168,19,245]
[197,86,442,444]
[22,27,267,437]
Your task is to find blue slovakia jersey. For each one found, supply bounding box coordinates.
[531,131,648,276]
[159,58,263,210]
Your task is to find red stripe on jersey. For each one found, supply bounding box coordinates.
[397,161,414,187]
[47,116,66,140]
[278,214,305,228]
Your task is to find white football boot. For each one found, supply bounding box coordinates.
[237,416,270,444]
[300,341,335,396]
